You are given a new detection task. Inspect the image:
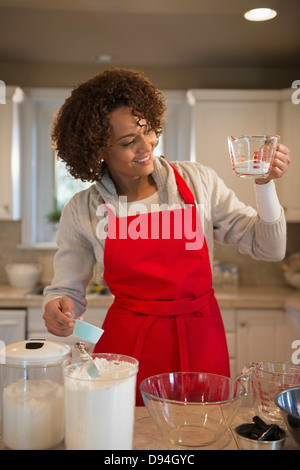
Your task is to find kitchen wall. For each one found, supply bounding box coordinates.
[0,219,299,288]
[213,222,300,287]
[0,221,55,285]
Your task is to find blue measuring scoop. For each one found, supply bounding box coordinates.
[73,320,104,344]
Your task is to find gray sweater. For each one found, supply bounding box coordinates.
[43,156,286,316]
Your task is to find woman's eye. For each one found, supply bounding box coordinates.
[123,139,135,147]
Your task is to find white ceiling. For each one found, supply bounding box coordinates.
[0,0,299,68]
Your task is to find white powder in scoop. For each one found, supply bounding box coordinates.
[64,357,137,450]
[2,379,64,450]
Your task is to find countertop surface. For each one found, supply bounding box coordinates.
[0,284,114,308]
[0,407,299,450]
[0,284,299,310]
[132,407,299,450]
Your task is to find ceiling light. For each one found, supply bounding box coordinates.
[244,8,277,21]
[94,54,114,63]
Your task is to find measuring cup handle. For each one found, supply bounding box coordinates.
[235,373,250,395]
[235,363,258,395]
[242,362,259,375]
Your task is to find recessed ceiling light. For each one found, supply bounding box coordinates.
[94,54,115,63]
[244,8,277,21]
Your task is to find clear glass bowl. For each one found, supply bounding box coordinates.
[140,372,245,447]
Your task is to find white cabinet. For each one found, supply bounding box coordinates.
[222,308,237,377]
[187,89,279,208]
[0,86,24,220]
[285,299,300,364]
[236,309,286,373]
[0,309,26,345]
[187,88,300,219]
[27,306,108,352]
[276,89,300,221]
[221,308,287,378]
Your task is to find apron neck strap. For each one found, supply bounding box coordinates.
[168,162,196,206]
[101,161,196,207]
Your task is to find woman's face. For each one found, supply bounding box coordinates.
[104,106,157,186]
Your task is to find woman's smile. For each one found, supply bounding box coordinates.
[133,155,152,164]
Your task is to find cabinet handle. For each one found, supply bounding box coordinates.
[239,322,246,327]
[0,320,18,326]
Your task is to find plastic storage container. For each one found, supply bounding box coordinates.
[0,339,70,450]
[64,353,139,450]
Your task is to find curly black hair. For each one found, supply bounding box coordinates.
[51,67,167,182]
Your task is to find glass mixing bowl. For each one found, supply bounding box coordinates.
[140,372,246,447]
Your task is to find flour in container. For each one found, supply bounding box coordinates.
[2,378,64,450]
[64,357,138,450]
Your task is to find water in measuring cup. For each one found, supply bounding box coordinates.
[228,135,278,178]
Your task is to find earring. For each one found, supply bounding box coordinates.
[89,159,105,180]
[97,159,105,180]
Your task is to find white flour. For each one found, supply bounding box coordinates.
[64,357,137,450]
[2,378,64,450]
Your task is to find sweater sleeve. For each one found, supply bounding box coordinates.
[211,169,287,261]
[43,195,96,317]
[254,180,281,222]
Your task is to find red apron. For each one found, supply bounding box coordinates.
[94,163,230,405]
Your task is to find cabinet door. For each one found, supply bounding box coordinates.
[276,91,300,221]
[0,309,26,345]
[236,309,286,373]
[221,308,237,378]
[27,306,108,352]
[0,87,24,220]
[188,90,278,208]
[83,307,107,328]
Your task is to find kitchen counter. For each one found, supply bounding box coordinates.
[0,284,114,308]
[0,284,298,309]
[133,407,299,450]
[0,407,298,450]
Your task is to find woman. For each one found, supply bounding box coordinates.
[43,67,290,405]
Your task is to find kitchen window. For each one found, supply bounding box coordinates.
[55,158,92,224]
[19,88,188,248]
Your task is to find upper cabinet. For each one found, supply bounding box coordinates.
[0,86,24,220]
[186,88,300,220]
[276,89,300,221]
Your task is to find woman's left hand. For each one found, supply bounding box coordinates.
[255,140,291,185]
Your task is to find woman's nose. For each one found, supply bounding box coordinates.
[137,133,156,153]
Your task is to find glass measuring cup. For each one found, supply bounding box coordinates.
[228,135,278,178]
[237,362,300,426]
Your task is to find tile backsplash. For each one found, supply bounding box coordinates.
[0,221,55,285]
[0,220,299,287]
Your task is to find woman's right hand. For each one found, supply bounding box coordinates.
[43,297,76,337]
